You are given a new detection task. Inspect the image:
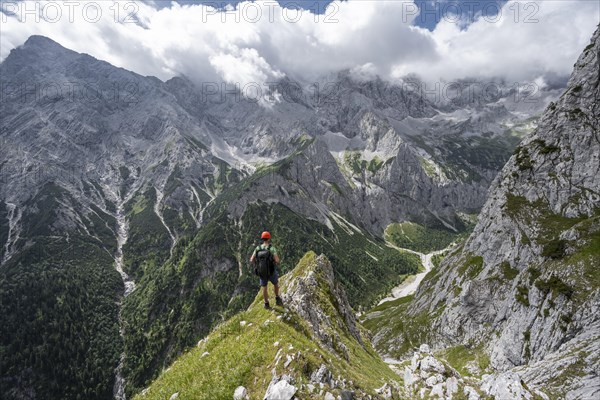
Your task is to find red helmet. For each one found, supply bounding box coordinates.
[261,231,271,240]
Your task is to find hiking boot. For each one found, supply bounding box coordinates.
[275,296,284,307]
[264,302,271,310]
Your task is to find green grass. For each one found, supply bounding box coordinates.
[133,253,399,400]
[532,139,560,155]
[541,239,567,259]
[564,215,600,290]
[342,152,388,176]
[438,345,490,377]
[431,253,447,269]
[542,350,588,398]
[504,194,587,247]
[515,285,530,307]
[500,261,519,280]
[457,254,485,279]
[385,221,470,253]
[514,146,533,171]
[535,276,574,300]
[418,157,438,178]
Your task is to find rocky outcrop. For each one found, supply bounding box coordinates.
[283,254,364,359]
[400,344,545,400]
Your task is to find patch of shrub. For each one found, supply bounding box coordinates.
[515,285,530,307]
[500,261,519,280]
[535,276,574,299]
[541,239,567,259]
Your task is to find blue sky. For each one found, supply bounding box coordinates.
[152,0,509,30]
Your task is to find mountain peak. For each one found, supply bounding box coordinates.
[1,35,79,71]
[24,35,59,46]
[20,35,72,54]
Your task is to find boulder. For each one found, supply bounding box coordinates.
[310,364,332,383]
[430,383,445,398]
[233,386,248,400]
[446,376,459,397]
[263,380,297,400]
[404,367,415,388]
[340,390,354,400]
[420,356,445,374]
[464,386,480,400]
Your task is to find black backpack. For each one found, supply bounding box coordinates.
[255,245,275,279]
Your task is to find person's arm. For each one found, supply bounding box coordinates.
[250,247,257,263]
[272,246,280,264]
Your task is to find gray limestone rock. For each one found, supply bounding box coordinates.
[263,380,297,400]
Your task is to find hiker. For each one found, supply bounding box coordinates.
[250,231,284,309]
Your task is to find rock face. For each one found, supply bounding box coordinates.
[284,254,364,359]
[388,24,600,399]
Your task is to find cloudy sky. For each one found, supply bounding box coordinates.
[1,0,598,88]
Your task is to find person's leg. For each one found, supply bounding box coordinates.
[260,275,270,307]
[271,271,283,306]
[262,285,269,303]
[271,271,280,297]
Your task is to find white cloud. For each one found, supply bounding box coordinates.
[412,0,600,83]
[1,0,598,90]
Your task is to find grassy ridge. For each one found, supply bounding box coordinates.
[134,252,400,400]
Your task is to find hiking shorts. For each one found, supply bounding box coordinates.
[260,270,279,287]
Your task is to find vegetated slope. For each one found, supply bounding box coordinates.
[0,182,124,400]
[364,25,600,400]
[133,252,402,400]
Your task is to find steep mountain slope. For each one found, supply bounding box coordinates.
[133,252,402,400]
[365,25,600,400]
[0,36,243,400]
